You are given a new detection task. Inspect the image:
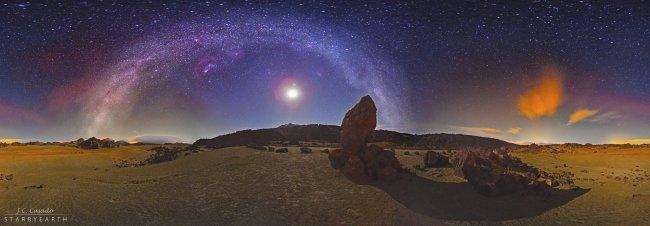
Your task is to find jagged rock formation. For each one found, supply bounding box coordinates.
[78,137,101,149]
[452,148,578,196]
[75,137,128,149]
[328,96,406,182]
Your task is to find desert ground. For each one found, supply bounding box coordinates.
[0,144,648,225]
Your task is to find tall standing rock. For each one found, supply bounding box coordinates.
[340,95,377,154]
[329,95,405,182]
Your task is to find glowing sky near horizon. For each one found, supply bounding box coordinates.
[0,1,648,144]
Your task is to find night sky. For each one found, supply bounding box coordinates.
[1,1,648,144]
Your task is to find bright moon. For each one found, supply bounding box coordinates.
[286,87,299,100]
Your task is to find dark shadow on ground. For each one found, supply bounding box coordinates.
[361,171,590,221]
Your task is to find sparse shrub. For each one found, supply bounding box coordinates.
[404,151,410,155]
[275,148,288,153]
[321,149,330,154]
[267,147,275,152]
[414,151,421,156]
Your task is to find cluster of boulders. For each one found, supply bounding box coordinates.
[75,137,128,149]
[114,146,200,168]
[449,148,577,196]
[328,96,406,182]
[412,145,579,196]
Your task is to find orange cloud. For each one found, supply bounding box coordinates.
[507,127,521,135]
[0,138,21,144]
[518,69,564,119]
[567,108,599,125]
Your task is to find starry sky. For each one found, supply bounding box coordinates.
[0,1,648,144]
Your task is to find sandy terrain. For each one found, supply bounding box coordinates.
[0,145,648,225]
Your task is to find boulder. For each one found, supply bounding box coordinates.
[360,144,403,181]
[423,151,450,168]
[328,149,347,169]
[340,95,376,154]
[459,150,529,196]
[300,147,312,154]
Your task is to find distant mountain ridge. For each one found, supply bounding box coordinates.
[193,124,518,150]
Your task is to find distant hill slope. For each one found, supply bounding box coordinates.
[194,124,517,150]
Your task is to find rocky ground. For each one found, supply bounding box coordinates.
[0,144,648,225]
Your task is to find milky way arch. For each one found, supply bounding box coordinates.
[83,15,408,137]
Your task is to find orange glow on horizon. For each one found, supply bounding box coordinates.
[0,138,21,144]
[610,138,650,145]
